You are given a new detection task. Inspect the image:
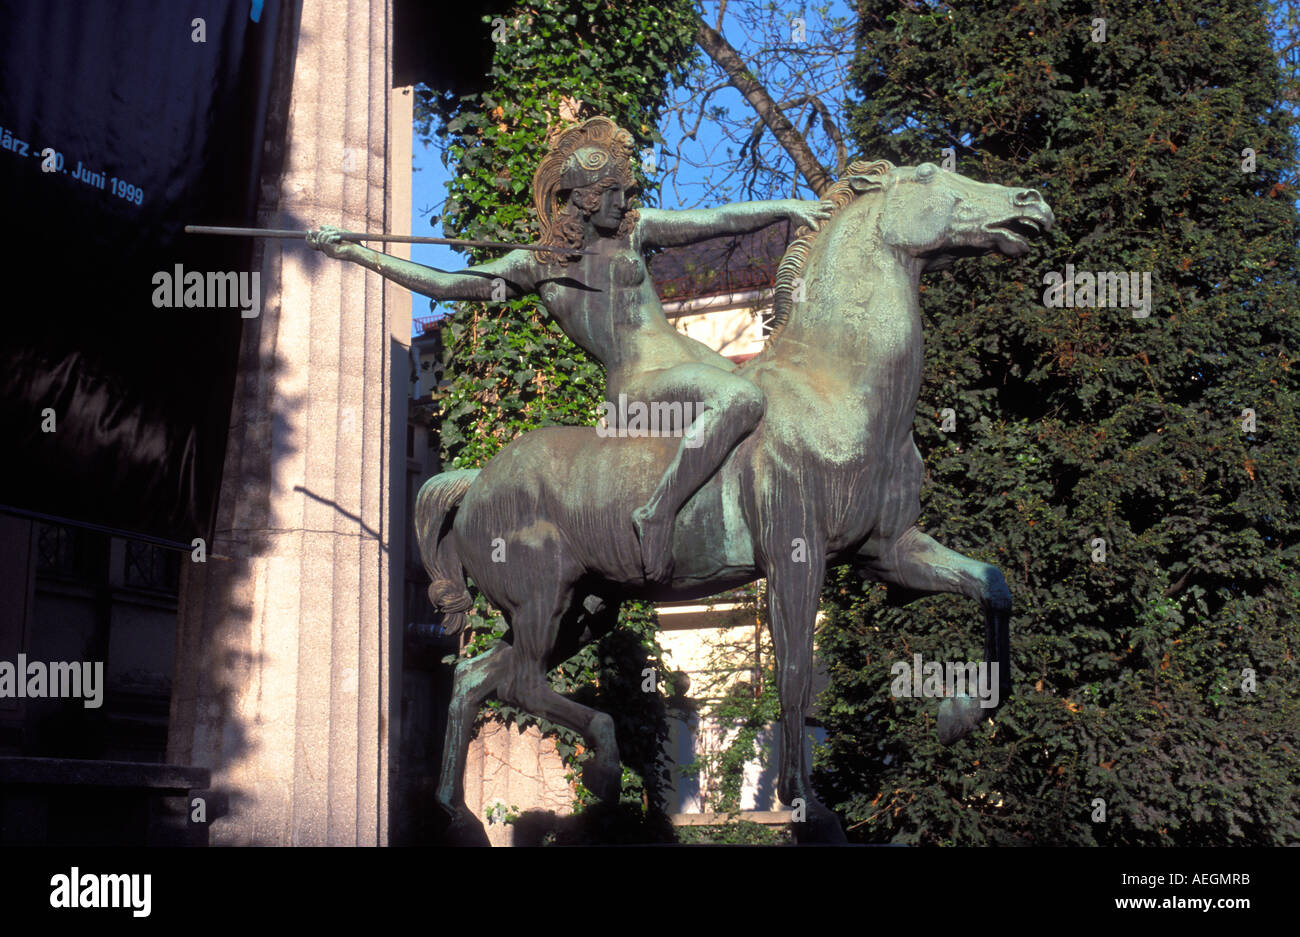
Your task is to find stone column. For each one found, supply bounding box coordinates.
[167,0,405,845]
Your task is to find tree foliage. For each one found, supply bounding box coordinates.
[814,0,1300,845]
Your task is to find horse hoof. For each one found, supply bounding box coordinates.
[792,802,847,844]
[582,760,623,805]
[937,694,984,745]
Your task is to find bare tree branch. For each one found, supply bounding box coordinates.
[781,93,848,176]
[695,14,835,195]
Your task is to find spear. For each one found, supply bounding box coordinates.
[184,225,595,255]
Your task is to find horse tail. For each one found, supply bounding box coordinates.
[415,469,479,635]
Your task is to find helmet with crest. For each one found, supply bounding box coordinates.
[533,116,639,263]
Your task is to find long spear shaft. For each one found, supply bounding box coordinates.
[184,225,593,255]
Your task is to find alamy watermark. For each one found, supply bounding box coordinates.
[50,867,150,917]
[152,265,260,318]
[1042,264,1153,318]
[596,394,704,447]
[0,655,104,708]
[890,654,1000,709]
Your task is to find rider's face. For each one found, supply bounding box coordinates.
[591,185,627,234]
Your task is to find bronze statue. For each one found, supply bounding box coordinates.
[310,117,829,584]
[310,120,1054,845]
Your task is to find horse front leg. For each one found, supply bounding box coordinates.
[765,547,846,844]
[857,525,1012,744]
[437,642,515,845]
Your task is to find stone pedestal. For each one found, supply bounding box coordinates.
[166,0,409,845]
[464,719,575,847]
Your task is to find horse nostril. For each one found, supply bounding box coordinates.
[1014,189,1044,206]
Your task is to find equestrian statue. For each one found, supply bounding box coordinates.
[307,116,1054,845]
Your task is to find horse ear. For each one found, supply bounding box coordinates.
[844,175,877,194]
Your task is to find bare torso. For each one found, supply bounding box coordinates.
[535,232,734,396]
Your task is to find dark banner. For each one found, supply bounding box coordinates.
[0,0,288,545]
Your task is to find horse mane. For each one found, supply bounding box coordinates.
[768,159,896,342]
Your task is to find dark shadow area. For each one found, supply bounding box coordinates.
[487,804,678,847]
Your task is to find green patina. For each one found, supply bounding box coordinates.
[313,117,1055,844]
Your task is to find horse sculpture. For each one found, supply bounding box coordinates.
[417,158,1054,844]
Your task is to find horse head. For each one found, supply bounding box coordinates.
[874,161,1055,271]
[768,160,1055,341]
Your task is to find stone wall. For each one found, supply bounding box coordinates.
[166,0,408,846]
[463,719,575,847]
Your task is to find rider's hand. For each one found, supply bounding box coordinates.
[789,199,833,233]
[306,224,358,260]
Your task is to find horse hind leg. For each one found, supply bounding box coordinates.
[437,642,516,845]
[506,670,622,804]
[500,612,623,805]
[435,592,620,844]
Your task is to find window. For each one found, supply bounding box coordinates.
[123,540,180,593]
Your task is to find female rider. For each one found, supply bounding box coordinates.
[308,116,828,583]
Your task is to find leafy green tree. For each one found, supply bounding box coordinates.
[815,0,1300,845]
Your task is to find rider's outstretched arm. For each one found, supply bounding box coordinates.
[638,199,830,248]
[307,227,535,301]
